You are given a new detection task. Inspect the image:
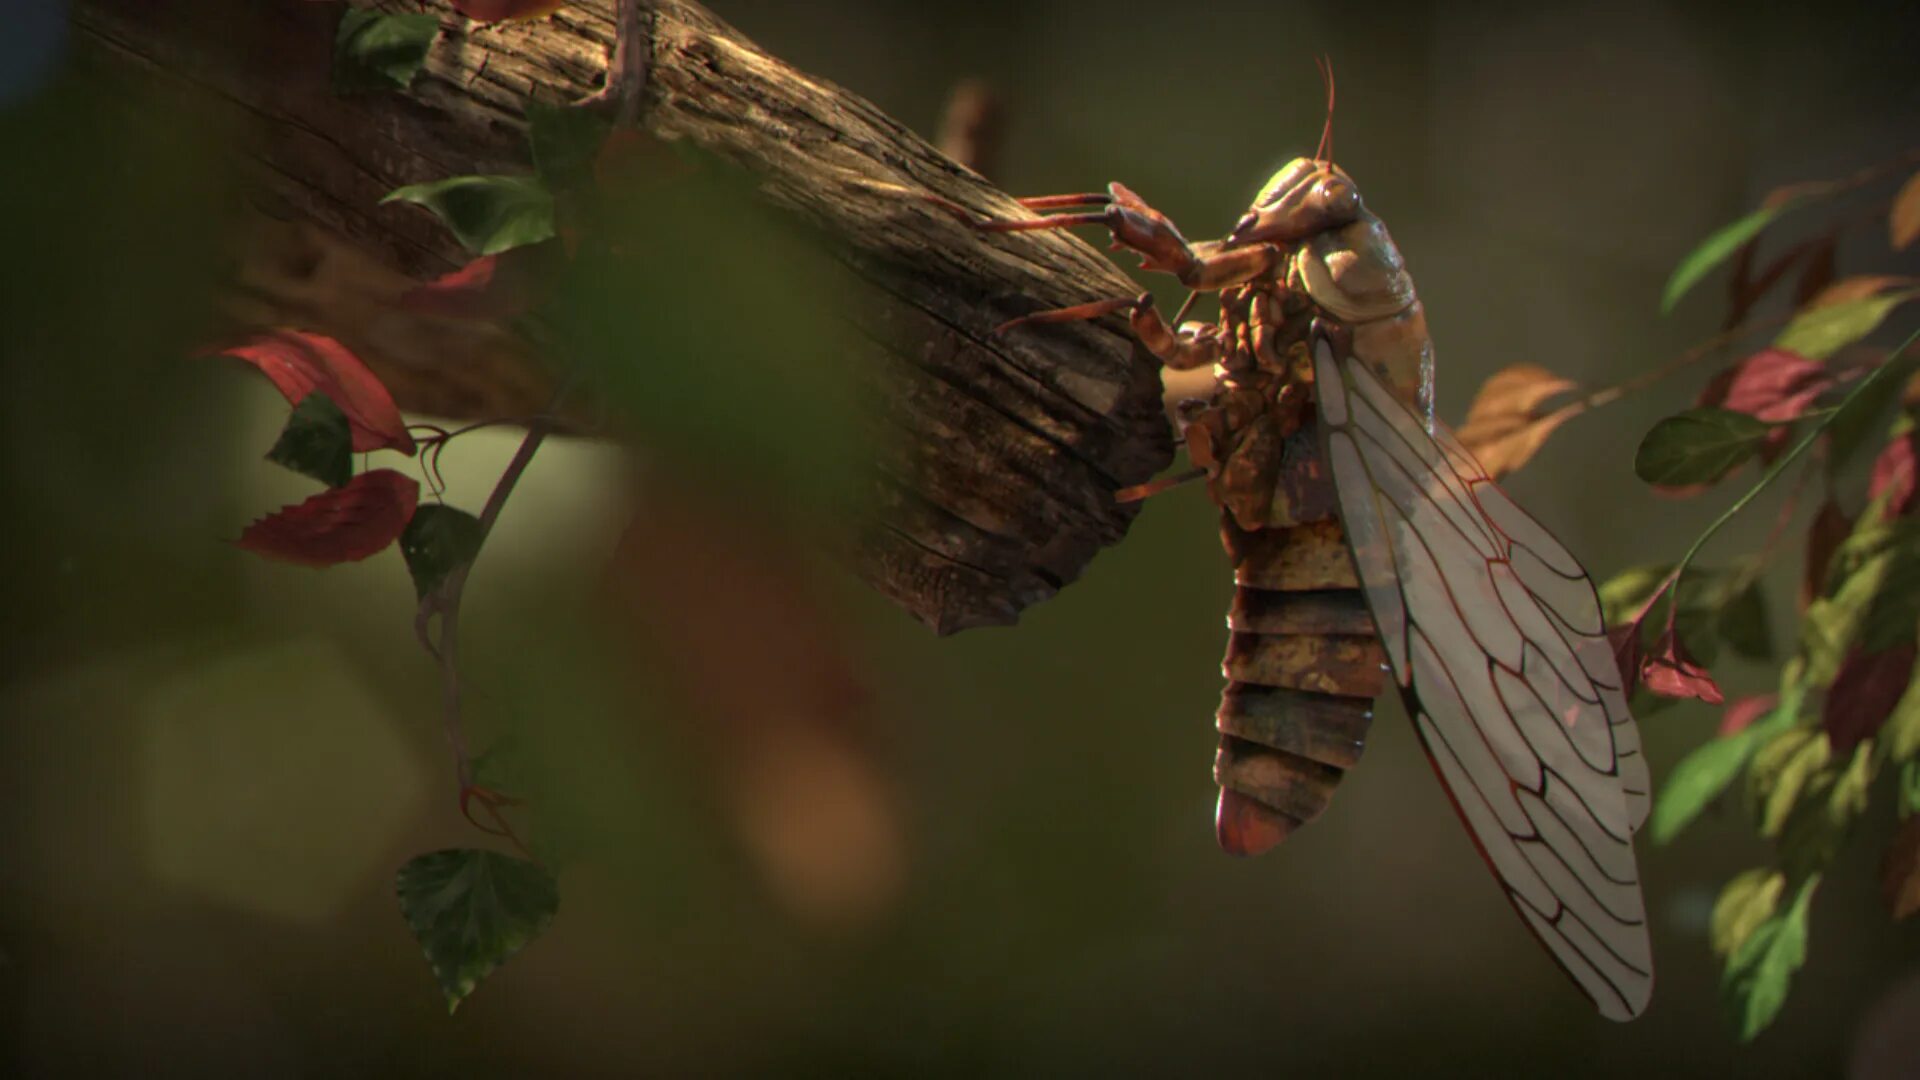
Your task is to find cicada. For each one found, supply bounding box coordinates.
[934,99,1655,1020]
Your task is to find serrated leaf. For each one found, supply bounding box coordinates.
[1774,290,1920,361]
[266,392,352,488]
[1721,875,1817,1041]
[526,100,611,192]
[1892,169,1920,251]
[1636,408,1774,486]
[1664,204,1791,313]
[333,10,439,94]
[399,504,484,599]
[1651,711,1790,844]
[382,175,555,256]
[218,329,415,454]
[235,469,420,567]
[1711,868,1785,958]
[395,848,557,1012]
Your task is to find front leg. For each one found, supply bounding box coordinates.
[928,183,1284,293]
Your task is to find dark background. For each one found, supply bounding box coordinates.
[4,0,1920,1075]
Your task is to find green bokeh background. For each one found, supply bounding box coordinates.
[5,1,1920,1075]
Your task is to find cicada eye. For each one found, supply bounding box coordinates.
[1318,178,1359,214]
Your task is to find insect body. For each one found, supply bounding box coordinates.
[939,151,1655,1020]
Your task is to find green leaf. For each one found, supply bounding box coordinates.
[399,504,484,599]
[1650,709,1792,844]
[333,10,439,94]
[382,175,555,255]
[1718,577,1775,661]
[1775,290,1920,360]
[526,100,611,192]
[1826,352,1916,473]
[266,392,353,488]
[1778,744,1874,878]
[1599,563,1675,625]
[1710,868,1785,959]
[395,848,558,1012]
[1747,726,1830,839]
[1900,760,1920,817]
[1663,204,1791,313]
[1635,408,1775,486]
[1721,875,1818,1041]
[1881,670,1920,766]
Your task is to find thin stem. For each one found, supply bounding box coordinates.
[417,372,577,793]
[1760,145,1920,210]
[1652,328,1920,613]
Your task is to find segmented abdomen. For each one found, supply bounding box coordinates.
[1212,473,1388,856]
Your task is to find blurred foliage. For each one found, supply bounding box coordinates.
[1574,149,1920,1039]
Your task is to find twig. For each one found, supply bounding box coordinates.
[583,0,652,127]
[416,375,575,793]
[1761,145,1920,209]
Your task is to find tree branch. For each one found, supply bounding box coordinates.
[71,0,1174,634]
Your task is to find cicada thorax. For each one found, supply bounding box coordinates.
[1192,211,1434,857]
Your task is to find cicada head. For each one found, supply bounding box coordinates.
[1227,157,1361,248]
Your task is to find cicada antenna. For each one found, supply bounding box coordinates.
[1313,55,1336,166]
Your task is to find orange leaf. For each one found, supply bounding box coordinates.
[235,469,420,567]
[1881,814,1920,920]
[220,330,415,454]
[1455,364,1581,478]
[1808,275,1908,309]
[450,0,567,23]
[1892,169,1920,251]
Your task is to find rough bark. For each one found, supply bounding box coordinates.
[69,0,1174,634]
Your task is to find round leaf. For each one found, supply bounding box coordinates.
[1635,408,1773,486]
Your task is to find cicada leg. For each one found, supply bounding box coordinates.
[926,182,1284,292]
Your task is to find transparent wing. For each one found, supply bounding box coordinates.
[1311,328,1654,1021]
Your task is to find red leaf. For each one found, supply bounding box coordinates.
[450,0,567,22]
[1871,435,1919,516]
[1824,644,1918,755]
[220,330,415,454]
[1608,622,1646,693]
[236,469,420,567]
[1802,498,1854,609]
[1882,814,1920,920]
[399,245,556,321]
[1719,693,1779,737]
[1641,627,1724,704]
[1692,347,1835,468]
